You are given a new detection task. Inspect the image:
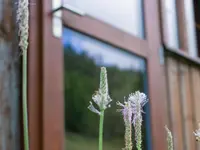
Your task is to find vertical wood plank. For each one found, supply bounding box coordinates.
[29,1,43,149]
[167,57,184,150]
[0,1,21,150]
[42,1,64,150]
[179,63,196,150]
[191,67,200,150]
[145,0,168,148]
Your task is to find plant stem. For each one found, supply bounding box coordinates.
[23,50,29,150]
[125,122,132,150]
[135,119,142,150]
[99,110,104,150]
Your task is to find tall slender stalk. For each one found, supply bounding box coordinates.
[129,92,148,150]
[135,119,142,150]
[88,67,112,150]
[17,0,29,149]
[22,50,29,150]
[117,100,133,150]
[124,121,132,150]
[99,111,104,150]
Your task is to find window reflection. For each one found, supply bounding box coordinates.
[63,28,150,150]
[163,0,179,49]
[63,0,145,38]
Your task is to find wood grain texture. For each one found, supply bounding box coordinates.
[63,10,148,58]
[179,63,195,150]
[0,0,21,150]
[28,1,43,149]
[191,67,200,150]
[166,57,184,150]
[29,0,64,150]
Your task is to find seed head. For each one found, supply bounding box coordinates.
[165,125,173,150]
[128,91,148,150]
[88,67,112,115]
[128,91,148,125]
[17,0,29,52]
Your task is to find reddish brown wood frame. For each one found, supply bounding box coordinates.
[28,0,64,150]
[28,0,167,150]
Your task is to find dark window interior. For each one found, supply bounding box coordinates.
[193,0,200,57]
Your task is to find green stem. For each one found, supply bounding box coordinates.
[23,50,29,150]
[125,122,132,150]
[135,119,142,150]
[99,110,104,150]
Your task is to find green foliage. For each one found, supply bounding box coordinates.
[64,46,147,149]
[64,46,143,135]
[65,132,123,150]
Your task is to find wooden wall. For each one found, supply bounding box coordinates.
[165,56,200,150]
[0,0,21,150]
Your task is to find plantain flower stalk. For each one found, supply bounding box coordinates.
[17,0,29,53]
[117,100,133,150]
[88,67,112,150]
[194,123,200,142]
[17,0,29,150]
[165,125,173,150]
[129,91,148,150]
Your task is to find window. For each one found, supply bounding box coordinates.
[63,0,145,38]
[162,0,198,57]
[183,0,197,57]
[63,28,151,150]
[162,0,179,49]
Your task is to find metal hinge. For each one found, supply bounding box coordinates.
[52,0,62,38]
[159,46,165,65]
[51,1,86,38]
[63,3,86,16]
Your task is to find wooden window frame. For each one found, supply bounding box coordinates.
[28,0,167,150]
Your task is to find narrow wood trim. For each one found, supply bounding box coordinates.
[62,10,148,58]
[144,0,168,149]
[165,46,200,67]
[28,1,43,150]
[191,67,200,150]
[42,1,64,150]
[166,58,184,150]
[29,0,64,150]
[179,63,196,150]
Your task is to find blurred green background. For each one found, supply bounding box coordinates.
[63,28,148,150]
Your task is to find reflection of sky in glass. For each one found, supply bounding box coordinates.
[63,0,144,38]
[63,28,146,72]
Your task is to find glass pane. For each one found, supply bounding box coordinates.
[63,28,151,150]
[163,0,179,49]
[184,0,197,57]
[63,0,145,38]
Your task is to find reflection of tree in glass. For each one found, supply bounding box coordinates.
[64,46,147,149]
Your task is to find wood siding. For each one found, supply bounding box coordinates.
[166,56,200,150]
[0,0,21,150]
